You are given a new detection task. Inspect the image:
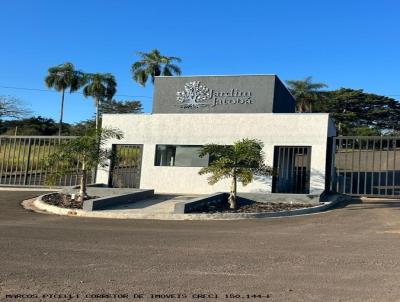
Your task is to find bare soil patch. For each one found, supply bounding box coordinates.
[41,193,98,209]
[192,200,314,213]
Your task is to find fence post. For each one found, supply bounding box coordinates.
[0,137,4,184]
[23,138,32,185]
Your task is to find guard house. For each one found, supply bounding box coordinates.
[97,75,336,196]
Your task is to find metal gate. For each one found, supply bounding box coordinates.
[0,136,91,187]
[272,146,312,194]
[109,144,142,188]
[331,136,400,198]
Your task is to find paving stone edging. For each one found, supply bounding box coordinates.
[31,192,349,220]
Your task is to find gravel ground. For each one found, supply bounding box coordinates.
[192,200,313,213]
[41,192,98,209]
[42,192,314,213]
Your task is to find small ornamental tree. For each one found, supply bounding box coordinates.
[198,139,272,210]
[45,128,123,201]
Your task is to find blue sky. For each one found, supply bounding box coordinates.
[0,0,399,123]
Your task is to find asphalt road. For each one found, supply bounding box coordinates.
[1,191,400,302]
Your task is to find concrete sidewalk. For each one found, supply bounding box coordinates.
[105,194,199,214]
[28,192,342,220]
[29,193,203,220]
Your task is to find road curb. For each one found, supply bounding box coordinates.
[30,192,348,220]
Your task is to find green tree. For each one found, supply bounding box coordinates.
[314,88,400,135]
[198,139,272,209]
[69,119,96,136]
[100,99,142,114]
[131,49,182,87]
[44,62,85,136]
[346,126,381,136]
[0,116,60,135]
[82,73,117,131]
[286,76,327,113]
[45,127,123,201]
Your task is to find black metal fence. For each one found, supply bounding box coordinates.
[0,136,91,187]
[331,136,400,198]
[109,144,142,188]
[272,146,312,194]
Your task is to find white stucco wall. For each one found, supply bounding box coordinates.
[97,113,335,195]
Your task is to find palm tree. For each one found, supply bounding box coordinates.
[286,76,327,113]
[131,49,182,87]
[198,139,272,209]
[45,127,123,201]
[45,62,85,136]
[82,73,117,130]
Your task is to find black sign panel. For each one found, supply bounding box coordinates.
[152,75,295,114]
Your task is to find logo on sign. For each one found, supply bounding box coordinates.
[176,81,254,109]
[176,81,211,109]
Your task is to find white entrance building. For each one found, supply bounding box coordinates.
[97,75,336,196]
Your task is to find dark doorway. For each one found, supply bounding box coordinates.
[109,144,143,188]
[272,146,312,194]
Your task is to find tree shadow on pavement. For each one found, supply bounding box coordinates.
[343,197,400,210]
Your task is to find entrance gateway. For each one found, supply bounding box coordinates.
[98,74,334,196]
[331,136,400,198]
[272,146,312,194]
[1,75,395,199]
[109,144,143,188]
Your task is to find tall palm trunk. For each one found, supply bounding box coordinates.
[95,97,100,131]
[93,97,101,183]
[58,88,65,136]
[228,174,237,209]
